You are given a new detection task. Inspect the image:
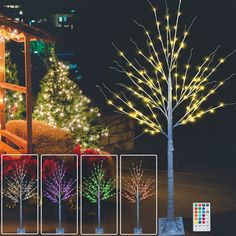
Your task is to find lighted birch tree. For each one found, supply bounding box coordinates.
[103,0,235,234]
[122,161,155,234]
[43,161,76,234]
[83,162,115,234]
[4,160,37,234]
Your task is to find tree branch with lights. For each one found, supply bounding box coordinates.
[122,161,155,234]
[4,160,37,233]
[83,161,115,234]
[43,161,76,234]
[102,0,235,234]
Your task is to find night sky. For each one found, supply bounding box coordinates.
[72,0,236,171]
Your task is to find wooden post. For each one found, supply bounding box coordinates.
[0,41,5,131]
[24,35,32,153]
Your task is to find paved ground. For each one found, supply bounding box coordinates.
[1,169,236,235]
[158,170,236,236]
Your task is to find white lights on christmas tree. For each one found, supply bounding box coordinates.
[5,51,25,120]
[33,49,108,148]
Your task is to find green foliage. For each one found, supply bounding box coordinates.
[33,49,108,148]
[83,162,115,204]
[5,51,25,121]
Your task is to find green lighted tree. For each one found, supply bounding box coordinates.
[103,0,235,235]
[5,51,25,121]
[83,162,115,234]
[33,50,108,148]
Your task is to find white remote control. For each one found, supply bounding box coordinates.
[193,202,211,232]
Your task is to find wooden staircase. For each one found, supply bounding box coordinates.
[0,36,32,154]
[0,130,27,154]
[0,14,53,155]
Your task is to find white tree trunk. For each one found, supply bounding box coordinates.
[19,185,23,229]
[167,75,174,220]
[58,187,62,229]
[97,188,101,228]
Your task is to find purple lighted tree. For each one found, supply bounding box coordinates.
[43,161,76,234]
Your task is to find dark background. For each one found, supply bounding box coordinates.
[75,0,236,172]
[1,0,236,172]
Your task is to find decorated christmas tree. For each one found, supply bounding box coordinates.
[33,49,108,148]
[5,51,25,121]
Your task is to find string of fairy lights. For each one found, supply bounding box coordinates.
[0,29,23,42]
[4,160,37,206]
[83,162,115,204]
[43,161,76,204]
[122,161,155,203]
[104,0,235,136]
[0,31,25,121]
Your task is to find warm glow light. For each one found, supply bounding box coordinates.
[104,0,235,136]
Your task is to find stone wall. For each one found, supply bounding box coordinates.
[101,114,135,153]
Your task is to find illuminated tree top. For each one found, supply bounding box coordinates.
[122,161,155,203]
[103,0,235,136]
[83,162,115,204]
[4,160,37,204]
[43,161,76,204]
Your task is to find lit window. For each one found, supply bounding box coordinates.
[4,5,20,9]
[58,16,63,22]
[58,16,67,23]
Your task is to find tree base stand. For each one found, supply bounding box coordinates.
[158,217,185,236]
[17,227,26,234]
[95,227,104,234]
[56,227,64,234]
[134,227,143,234]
